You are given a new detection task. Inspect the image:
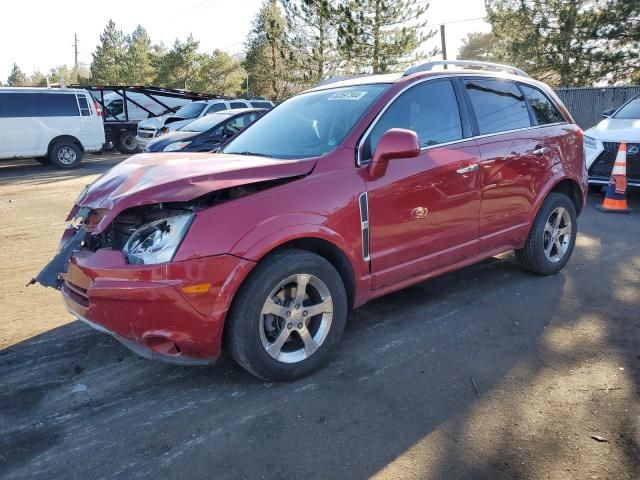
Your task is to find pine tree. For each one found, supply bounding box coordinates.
[123,26,156,85]
[155,35,200,90]
[281,0,340,85]
[486,0,640,86]
[457,32,500,62]
[90,20,126,84]
[244,0,294,100]
[7,63,28,86]
[192,50,246,96]
[336,0,437,74]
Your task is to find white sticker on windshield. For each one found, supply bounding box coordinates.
[328,90,368,101]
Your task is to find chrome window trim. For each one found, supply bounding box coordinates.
[356,73,569,166]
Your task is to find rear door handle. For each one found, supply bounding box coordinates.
[532,146,550,156]
[456,164,479,174]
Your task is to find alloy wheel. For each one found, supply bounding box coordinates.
[543,206,572,263]
[259,273,333,364]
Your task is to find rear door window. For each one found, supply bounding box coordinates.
[77,95,91,116]
[361,80,463,161]
[519,85,565,125]
[230,101,248,109]
[464,79,531,135]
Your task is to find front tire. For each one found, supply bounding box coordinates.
[515,193,577,275]
[49,140,82,169]
[226,249,348,382]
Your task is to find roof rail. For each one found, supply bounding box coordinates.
[403,60,529,78]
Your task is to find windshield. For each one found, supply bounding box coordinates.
[223,84,389,159]
[614,96,640,119]
[182,112,229,132]
[174,102,207,119]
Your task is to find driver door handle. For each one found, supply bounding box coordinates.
[456,164,479,175]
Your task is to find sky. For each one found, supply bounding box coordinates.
[0,0,491,82]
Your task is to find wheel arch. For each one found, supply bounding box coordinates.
[549,178,584,216]
[48,135,84,155]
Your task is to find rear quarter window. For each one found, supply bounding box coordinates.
[519,84,565,125]
[465,79,531,135]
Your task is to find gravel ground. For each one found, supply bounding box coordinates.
[1,154,639,479]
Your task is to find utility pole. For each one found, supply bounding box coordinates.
[440,24,447,63]
[73,33,79,68]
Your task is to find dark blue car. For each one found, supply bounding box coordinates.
[144,108,267,153]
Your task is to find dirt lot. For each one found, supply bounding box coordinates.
[1,154,639,479]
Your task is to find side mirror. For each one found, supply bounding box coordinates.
[368,128,420,179]
[602,108,615,118]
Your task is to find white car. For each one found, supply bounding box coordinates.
[135,98,273,149]
[0,87,105,168]
[584,94,640,190]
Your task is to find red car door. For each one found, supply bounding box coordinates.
[463,78,550,251]
[359,79,482,290]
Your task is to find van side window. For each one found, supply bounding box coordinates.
[361,80,463,161]
[77,95,91,116]
[230,102,247,109]
[0,92,34,117]
[464,79,531,135]
[0,92,79,118]
[519,85,566,125]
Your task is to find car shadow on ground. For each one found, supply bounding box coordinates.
[1,193,639,479]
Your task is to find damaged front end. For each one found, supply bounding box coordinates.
[30,178,296,290]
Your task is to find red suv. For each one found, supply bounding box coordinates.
[36,61,586,381]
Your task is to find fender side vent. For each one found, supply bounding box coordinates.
[358,192,370,261]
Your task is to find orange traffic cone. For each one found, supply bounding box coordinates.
[597,143,633,214]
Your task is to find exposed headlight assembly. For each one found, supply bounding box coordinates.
[584,136,598,149]
[123,213,194,265]
[163,141,191,152]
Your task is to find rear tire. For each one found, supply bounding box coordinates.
[48,140,82,169]
[515,193,577,275]
[226,249,348,382]
[115,131,138,154]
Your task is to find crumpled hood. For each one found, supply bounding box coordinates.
[72,152,317,232]
[138,114,176,130]
[585,118,640,142]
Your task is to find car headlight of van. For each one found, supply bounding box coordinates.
[584,136,598,149]
[123,213,194,265]
[163,141,191,152]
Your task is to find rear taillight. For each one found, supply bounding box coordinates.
[93,100,103,117]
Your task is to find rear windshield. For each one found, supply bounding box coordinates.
[174,102,207,119]
[223,84,389,159]
[614,96,640,120]
[0,92,79,117]
[182,112,229,132]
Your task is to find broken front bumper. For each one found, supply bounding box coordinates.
[36,229,256,365]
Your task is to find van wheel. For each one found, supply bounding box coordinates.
[49,141,82,169]
[515,193,577,275]
[226,249,347,382]
[116,132,138,154]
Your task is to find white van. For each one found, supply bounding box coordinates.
[0,88,105,168]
